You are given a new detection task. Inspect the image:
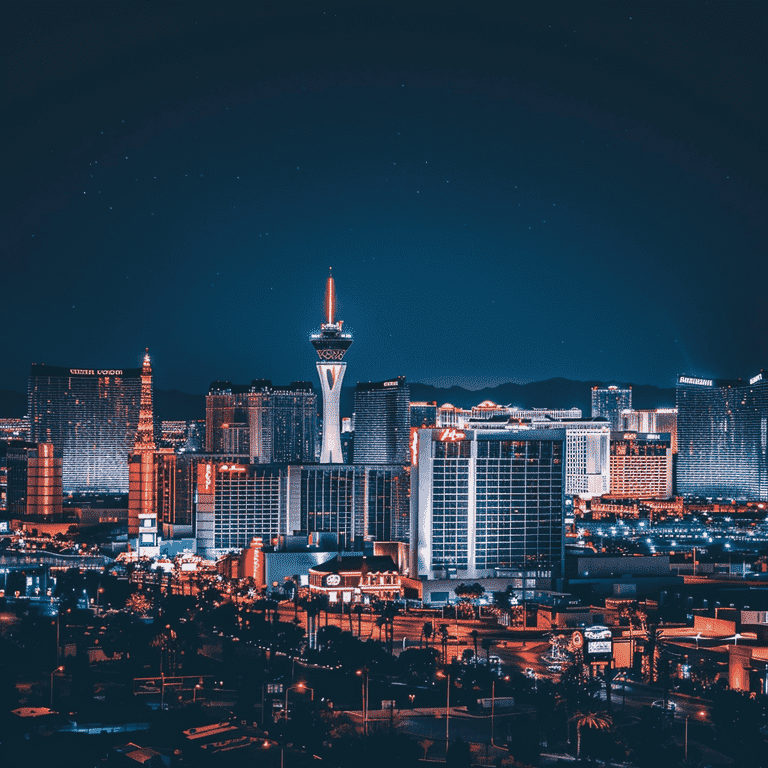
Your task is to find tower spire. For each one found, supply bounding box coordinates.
[324,268,336,325]
[135,348,155,450]
[311,272,353,463]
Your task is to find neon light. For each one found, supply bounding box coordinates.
[410,428,419,466]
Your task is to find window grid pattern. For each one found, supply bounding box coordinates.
[302,467,355,539]
[29,368,141,493]
[430,440,471,570]
[475,440,563,569]
[677,379,768,500]
[214,471,282,550]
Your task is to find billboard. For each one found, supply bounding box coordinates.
[584,625,613,662]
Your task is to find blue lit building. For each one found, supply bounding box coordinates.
[676,372,768,501]
[353,377,410,465]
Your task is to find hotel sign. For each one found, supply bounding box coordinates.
[750,373,763,385]
[70,369,123,376]
[679,376,712,386]
[410,427,419,466]
[439,428,465,442]
[197,463,215,493]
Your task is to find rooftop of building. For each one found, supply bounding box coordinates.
[29,363,141,378]
[309,555,399,574]
[677,370,767,388]
[355,376,407,392]
[207,380,315,394]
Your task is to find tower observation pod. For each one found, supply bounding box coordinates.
[311,270,353,463]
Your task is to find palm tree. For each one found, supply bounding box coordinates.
[481,637,493,664]
[469,629,479,665]
[569,710,612,760]
[439,624,449,664]
[422,621,434,648]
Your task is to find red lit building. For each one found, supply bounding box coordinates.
[308,555,401,603]
[6,441,62,521]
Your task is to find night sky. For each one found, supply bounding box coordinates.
[3,3,766,395]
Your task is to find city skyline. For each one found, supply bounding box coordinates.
[3,5,766,395]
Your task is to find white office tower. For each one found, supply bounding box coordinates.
[311,271,353,463]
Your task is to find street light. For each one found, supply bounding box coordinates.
[685,710,707,762]
[356,668,369,735]
[490,675,510,746]
[50,665,64,709]
[263,739,285,768]
[284,682,314,720]
[193,684,202,702]
[436,669,451,754]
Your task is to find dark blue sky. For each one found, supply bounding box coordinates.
[3,3,766,394]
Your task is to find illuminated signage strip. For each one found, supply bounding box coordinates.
[69,369,124,376]
[438,428,465,442]
[587,640,612,654]
[678,376,712,386]
[750,373,763,385]
[383,381,399,387]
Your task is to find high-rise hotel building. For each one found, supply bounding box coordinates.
[205,381,316,463]
[592,386,632,430]
[195,460,409,560]
[6,441,63,521]
[411,428,565,580]
[29,363,142,493]
[608,431,673,499]
[677,372,768,500]
[354,377,410,465]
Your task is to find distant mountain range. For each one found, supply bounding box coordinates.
[1,378,676,422]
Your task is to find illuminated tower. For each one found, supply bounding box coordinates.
[311,271,353,463]
[128,351,159,550]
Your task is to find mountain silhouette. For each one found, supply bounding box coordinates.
[0,378,676,423]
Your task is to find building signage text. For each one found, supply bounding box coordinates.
[70,369,124,376]
[679,376,713,386]
[439,428,466,442]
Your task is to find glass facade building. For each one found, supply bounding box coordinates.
[412,428,565,579]
[205,380,317,463]
[677,372,768,500]
[29,364,142,493]
[591,386,632,430]
[353,377,410,465]
[195,461,409,559]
